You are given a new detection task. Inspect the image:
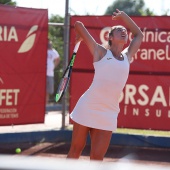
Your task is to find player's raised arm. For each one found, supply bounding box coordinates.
[74,21,97,54]
[74,21,106,62]
[112,9,143,62]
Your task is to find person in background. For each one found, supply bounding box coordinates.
[46,39,60,104]
[67,9,143,161]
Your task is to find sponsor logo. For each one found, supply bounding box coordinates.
[0,78,20,106]
[100,27,170,62]
[0,77,4,84]
[0,25,38,53]
[120,84,169,107]
[0,78,20,119]
[100,27,110,47]
[0,89,20,106]
[18,25,38,53]
[119,84,170,119]
[0,26,18,42]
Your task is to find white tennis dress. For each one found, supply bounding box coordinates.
[70,49,130,131]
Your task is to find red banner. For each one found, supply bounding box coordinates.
[69,16,170,130]
[119,75,170,130]
[0,5,48,125]
[69,16,170,73]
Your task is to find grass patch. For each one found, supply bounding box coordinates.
[66,125,170,137]
[116,128,170,137]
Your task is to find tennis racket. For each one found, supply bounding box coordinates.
[55,42,81,102]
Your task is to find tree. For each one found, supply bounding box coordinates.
[161,9,170,16]
[105,0,154,16]
[48,15,65,102]
[0,0,16,5]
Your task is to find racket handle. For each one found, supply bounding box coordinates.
[73,41,81,53]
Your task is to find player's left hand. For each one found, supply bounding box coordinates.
[112,9,123,20]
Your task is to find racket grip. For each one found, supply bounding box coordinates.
[73,42,81,53]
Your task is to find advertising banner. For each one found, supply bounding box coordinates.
[69,15,170,130]
[119,75,170,130]
[0,5,48,125]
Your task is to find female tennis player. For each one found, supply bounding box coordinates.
[67,9,143,161]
